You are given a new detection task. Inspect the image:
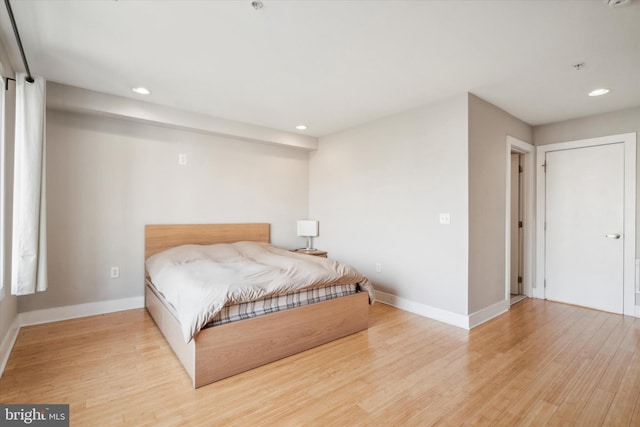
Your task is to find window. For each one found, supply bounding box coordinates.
[0,75,5,296]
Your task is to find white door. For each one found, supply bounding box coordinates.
[545,143,624,313]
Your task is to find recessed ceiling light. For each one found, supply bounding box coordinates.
[605,0,632,8]
[132,87,151,95]
[295,125,308,130]
[588,88,610,97]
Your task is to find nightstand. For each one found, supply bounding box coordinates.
[291,249,328,258]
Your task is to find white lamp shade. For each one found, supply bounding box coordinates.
[297,220,319,237]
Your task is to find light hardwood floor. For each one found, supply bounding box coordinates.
[1,299,638,426]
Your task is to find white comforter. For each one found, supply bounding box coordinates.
[145,241,375,342]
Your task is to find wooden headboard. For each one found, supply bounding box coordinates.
[144,223,270,259]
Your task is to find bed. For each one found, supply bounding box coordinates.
[144,223,372,388]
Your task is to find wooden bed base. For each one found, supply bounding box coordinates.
[144,223,370,388]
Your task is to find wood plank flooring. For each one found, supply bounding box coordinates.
[0,299,638,426]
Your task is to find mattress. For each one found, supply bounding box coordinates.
[147,279,359,329]
[205,283,358,328]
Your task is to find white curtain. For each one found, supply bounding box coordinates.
[11,72,47,295]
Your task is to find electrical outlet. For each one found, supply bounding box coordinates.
[110,267,120,279]
[375,263,382,273]
[439,213,451,224]
[178,153,187,165]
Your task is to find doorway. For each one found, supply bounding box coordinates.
[536,133,636,315]
[506,136,535,305]
[510,152,525,305]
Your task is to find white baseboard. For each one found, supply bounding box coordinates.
[375,291,509,330]
[375,290,470,329]
[0,316,20,378]
[468,298,509,329]
[19,296,145,327]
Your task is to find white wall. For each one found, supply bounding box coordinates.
[18,109,311,313]
[12,83,635,326]
[309,94,470,316]
[467,94,532,313]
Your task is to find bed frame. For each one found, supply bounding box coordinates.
[144,223,369,388]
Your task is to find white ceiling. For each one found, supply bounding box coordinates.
[0,0,638,137]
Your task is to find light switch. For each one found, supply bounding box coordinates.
[439,213,451,225]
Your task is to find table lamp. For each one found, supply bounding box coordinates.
[297,220,319,250]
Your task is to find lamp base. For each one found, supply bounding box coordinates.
[304,236,315,250]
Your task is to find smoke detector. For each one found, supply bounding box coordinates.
[604,0,632,7]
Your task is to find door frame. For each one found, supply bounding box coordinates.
[505,136,535,301]
[535,133,636,316]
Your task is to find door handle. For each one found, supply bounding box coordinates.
[605,233,621,239]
